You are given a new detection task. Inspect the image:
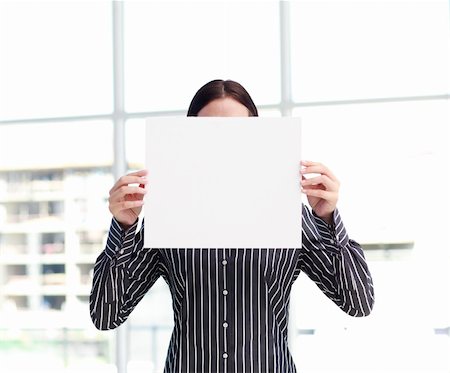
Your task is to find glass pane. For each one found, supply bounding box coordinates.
[124,2,280,112]
[293,100,449,243]
[291,0,450,102]
[0,121,115,371]
[0,121,114,170]
[126,118,153,169]
[0,2,112,120]
[127,280,174,372]
[290,99,450,372]
[259,108,282,117]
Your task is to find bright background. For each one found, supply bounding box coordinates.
[0,1,449,372]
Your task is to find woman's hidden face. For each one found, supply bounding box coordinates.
[197,97,250,117]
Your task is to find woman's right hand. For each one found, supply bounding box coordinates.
[108,169,148,229]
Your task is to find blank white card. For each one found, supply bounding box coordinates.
[144,117,302,249]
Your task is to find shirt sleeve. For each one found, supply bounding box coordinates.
[89,217,162,330]
[297,206,375,317]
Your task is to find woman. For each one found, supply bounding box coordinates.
[90,79,375,373]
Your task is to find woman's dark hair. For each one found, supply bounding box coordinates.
[187,79,258,117]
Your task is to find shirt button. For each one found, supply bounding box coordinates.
[115,246,119,252]
[222,289,228,296]
[223,322,228,328]
[222,260,227,265]
[119,249,124,255]
[222,353,228,359]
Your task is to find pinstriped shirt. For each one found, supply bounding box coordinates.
[89,206,375,373]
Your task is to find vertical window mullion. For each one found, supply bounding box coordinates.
[279,1,293,117]
[112,2,128,373]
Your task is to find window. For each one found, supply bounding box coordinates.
[290,0,450,102]
[124,2,280,112]
[0,2,113,120]
[0,120,114,370]
[1,1,448,372]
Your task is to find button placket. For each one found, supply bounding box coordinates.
[222,250,229,365]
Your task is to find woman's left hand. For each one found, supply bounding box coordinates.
[300,160,340,225]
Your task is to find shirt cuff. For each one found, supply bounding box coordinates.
[312,209,349,248]
[104,217,139,262]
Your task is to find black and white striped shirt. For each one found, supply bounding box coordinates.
[90,206,374,373]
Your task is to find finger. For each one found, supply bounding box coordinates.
[301,183,325,193]
[301,160,320,167]
[111,200,145,213]
[110,175,148,195]
[301,188,336,201]
[128,191,146,202]
[110,185,147,202]
[301,163,328,174]
[301,164,338,182]
[300,160,324,174]
[301,175,337,191]
[134,184,147,199]
[111,185,147,199]
[127,169,148,177]
[113,170,148,190]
